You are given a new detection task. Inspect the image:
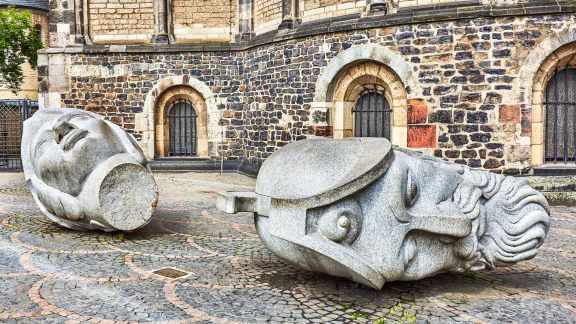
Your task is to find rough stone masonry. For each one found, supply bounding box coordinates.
[38,1,576,174]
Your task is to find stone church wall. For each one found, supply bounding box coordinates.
[49,12,576,174]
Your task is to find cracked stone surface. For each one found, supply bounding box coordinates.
[0,172,575,323]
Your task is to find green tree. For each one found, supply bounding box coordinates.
[0,8,43,93]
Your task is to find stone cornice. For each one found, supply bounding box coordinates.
[40,0,575,55]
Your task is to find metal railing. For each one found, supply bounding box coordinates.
[0,99,37,171]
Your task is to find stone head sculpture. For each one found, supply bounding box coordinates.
[218,138,551,289]
[22,108,158,232]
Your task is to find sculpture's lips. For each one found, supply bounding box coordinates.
[61,129,88,151]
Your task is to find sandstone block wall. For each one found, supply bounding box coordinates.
[300,0,365,23]
[43,0,512,45]
[0,62,40,100]
[88,0,154,44]
[398,0,459,8]
[254,0,282,34]
[173,0,238,42]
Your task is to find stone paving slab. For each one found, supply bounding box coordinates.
[0,172,575,323]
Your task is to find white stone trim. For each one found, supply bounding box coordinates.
[91,34,151,44]
[174,26,234,42]
[300,1,366,23]
[313,44,420,102]
[137,75,218,159]
[516,26,576,167]
[517,26,576,105]
[254,18,282,35]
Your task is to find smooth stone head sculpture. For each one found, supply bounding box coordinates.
[218,138,551,289]
[22,108,158,232]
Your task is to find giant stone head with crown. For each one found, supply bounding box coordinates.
[218,138,551,289]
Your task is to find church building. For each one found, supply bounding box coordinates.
[38,0,576,175]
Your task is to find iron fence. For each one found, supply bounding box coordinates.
[0,100,37,171]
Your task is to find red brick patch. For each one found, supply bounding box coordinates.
[313,125,333,137]
[408,99,428,124]
[408,125,436,148]
[499,104,520,123]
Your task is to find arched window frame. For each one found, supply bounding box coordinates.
[153,85,209,158]
[325,61,407,145]
[530,44,576,167]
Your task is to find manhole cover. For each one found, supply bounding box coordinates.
[152,267,189,279]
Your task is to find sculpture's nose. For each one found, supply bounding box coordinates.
[52,120,77,144]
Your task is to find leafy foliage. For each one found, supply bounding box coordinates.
[0,8,43,93]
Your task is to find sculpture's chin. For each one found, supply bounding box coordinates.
[478,177,550,268]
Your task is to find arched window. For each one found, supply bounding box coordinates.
[545,68,576,163]
[167,100,197,156]
[352,87,391,139]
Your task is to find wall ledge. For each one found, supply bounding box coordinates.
[40,0,576,55]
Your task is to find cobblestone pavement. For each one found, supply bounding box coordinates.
[0,172,575,324]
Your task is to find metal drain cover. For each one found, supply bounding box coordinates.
[152,267,189,279]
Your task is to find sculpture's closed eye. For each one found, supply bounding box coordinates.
[389,169,418,224]
[404,170,418,208]
[52,120,77,144]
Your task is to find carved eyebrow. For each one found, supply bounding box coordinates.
[52,111,93,126]
[32,131,53,160]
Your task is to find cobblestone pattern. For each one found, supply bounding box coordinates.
[59,14,575,172]
[0,172,575,323]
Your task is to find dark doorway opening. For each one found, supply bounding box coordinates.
[168,99,197,156]
[353,89,391,139]
[545,68,576,163]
